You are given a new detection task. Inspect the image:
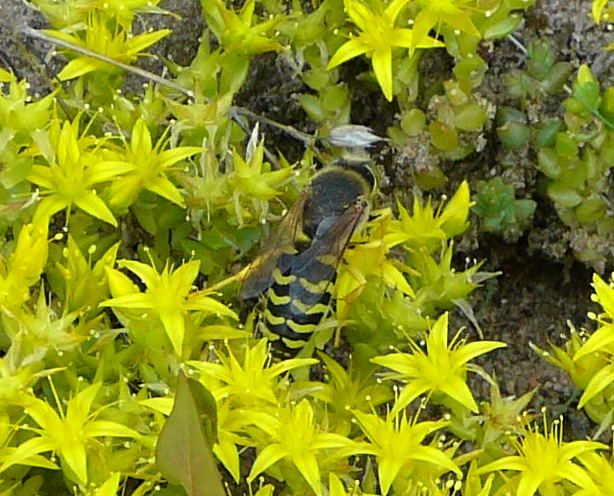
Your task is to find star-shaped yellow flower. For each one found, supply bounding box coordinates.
[327,0,444,101]
[477,413,606,496]
[372,312,506,414]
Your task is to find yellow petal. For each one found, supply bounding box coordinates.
[62,441,88,484]
[446,11,480,37]
[124,29,171,56]
[104,267,140,297]
[439,180,472,236]
[33,196,68,224]
[578,364,614,409]
[74,191,117,226]
[100,293,155,310]
[392,28,414,48]
[371,48,393,101]
[382,262,415,297]
[439,375,479,412]
[292,453,322,496]
[0,436,56,473]
[248,443,287,482]
[84,420,142,439]
[377,455,404,495]
[411,9,438,52]
[145,175,185,206]
[130,119,153,156]
[592,273,614,318]
[118,260,159,288]
[157,146,203,168]
[214,440,241,483]
[95,473,121,496]
[87,160,135,184]
[0,67,15,82]
[57,58,98,81]
[345,0,375,32]
[452,340,507,366]
[384,0,411,22]
[327,38,370,69]
[26,165,54,189]
[390,380,430,415]
[159,309,185,355]
[593,0,608,22]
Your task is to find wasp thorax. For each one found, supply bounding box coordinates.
[302,161,374,239]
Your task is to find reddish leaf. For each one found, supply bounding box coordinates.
[156,371,224,496]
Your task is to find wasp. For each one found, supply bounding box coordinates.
[239,158,376,355]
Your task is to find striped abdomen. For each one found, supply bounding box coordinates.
[261,254,337,352]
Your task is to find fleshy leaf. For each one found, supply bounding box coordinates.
[156,371,224,496]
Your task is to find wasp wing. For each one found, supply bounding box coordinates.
[239,190,310,300]
[288,198,369,308]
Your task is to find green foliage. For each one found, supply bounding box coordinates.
[279,0,353,127]
[388,58,490,189]
[427,79,489,159]
[499,41,614,267]
[195,0,284,96]
[472,177,536,234]
[535,65,614,265]
[496,107,530,149]
[504,40,573,103]
[2,1,614,495]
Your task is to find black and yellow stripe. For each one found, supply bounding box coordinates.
[260,256,336,351]
[241,159,375,356]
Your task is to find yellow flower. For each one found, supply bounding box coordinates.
[189,339,316,406]
[0,220,48,310]
[0,383,141,485]
[336,208,415,319]
[372,312,505,414]
[48,13,170,80]
[327,0,443,101]
[103,119,202,209]
[247,400,350,496]
[576,450,614,496]
[571,274,614,409]
[101,259,237,355]
[412,0,481,51]
[27,118,127,226]
[348,409,461,495]
[394,180,472,252]
[592,0,610,23]
[202,0,284,55]
[477,413,606,496]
